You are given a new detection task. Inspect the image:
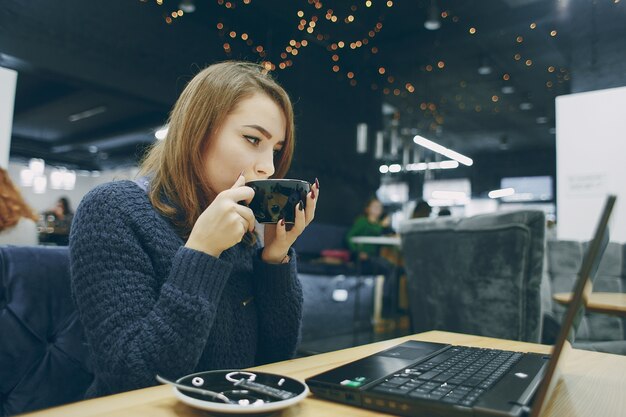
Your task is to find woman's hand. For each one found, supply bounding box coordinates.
[262,179,320,263]
[186,174,256,258]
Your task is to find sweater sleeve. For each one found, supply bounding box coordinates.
[251,247,303,365]
[69,184,232,396]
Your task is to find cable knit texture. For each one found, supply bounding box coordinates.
[69,180,302,398]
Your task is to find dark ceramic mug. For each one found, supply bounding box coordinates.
[246,179,310,224]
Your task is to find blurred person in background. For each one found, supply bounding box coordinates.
[44,196,74,229]
[53,196,73,219]
[411,200,432,219]
[40,196,74,245]
[346,197,392,261]
[346,197,397,316]
[0,167,39,245]
[438,207,451,217]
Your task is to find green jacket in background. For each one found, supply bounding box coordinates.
[346,215,384,256]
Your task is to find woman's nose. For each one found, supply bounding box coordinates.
[255,150,275,178]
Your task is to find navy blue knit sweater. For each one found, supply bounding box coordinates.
[69,181,303,398]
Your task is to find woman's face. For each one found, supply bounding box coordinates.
[367,199,383,218]
[203,93,286,194]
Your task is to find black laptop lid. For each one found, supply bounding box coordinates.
[530,195,616,417]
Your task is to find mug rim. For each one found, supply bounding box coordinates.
[245,179,310,187]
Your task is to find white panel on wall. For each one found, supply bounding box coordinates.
[556,86,626,243]
[0,67,18,168]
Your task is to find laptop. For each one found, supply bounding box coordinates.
[306,195,616,417]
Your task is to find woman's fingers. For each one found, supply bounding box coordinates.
[221,185,255,205]
[291,200,307,234]
[304,181,319,226]
[275,217,287,241]
[233,204,256,233]
[230,172,246,189]
[283,180,318,239]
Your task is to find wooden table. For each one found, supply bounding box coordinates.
[20,331,626,417]
[553,292,626,317]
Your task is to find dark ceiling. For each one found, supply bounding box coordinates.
[2,0,626,171]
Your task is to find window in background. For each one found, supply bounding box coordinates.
[377,181,408,204]
[500,176,553,202]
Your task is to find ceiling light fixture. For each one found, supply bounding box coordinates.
[488,188,515,199]
[424,0,441,30]
[501,85,515,94]
[477,57,493,75]
[413,135,473,166]
[519,102,533,110]
[68,106,107,122]
[179,0,196,13]
[499,135,509,150]
[155,125,169,140]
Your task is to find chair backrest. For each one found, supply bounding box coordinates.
[0,246,92,417]
[546,240,626,349]
[399,210,546,342]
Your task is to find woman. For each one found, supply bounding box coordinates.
[346,197,391,260]
[0,167,39,245]
[346,197,397,316]
[70,61,320,398]
[42,196,74,245]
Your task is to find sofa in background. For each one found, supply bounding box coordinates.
[545,239,626,354]
[0,246,92,417]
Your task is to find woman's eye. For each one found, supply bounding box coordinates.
[244,135,261,145]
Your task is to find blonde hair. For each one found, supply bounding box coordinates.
[0,167,39,230]
[140,61,295,238]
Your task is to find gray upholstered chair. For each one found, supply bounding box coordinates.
[546,239,626,354]
[398,210,547,343]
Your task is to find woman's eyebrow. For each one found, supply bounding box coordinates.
[243,124,272,139]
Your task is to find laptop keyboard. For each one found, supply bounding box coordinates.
[370,346,523,407]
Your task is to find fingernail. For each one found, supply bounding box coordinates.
[298,200,304,211]
[280,218,285,226]
[315,177,320,189]
[311,189,316,199]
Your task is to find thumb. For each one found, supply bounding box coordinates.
[230,171,246,189]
